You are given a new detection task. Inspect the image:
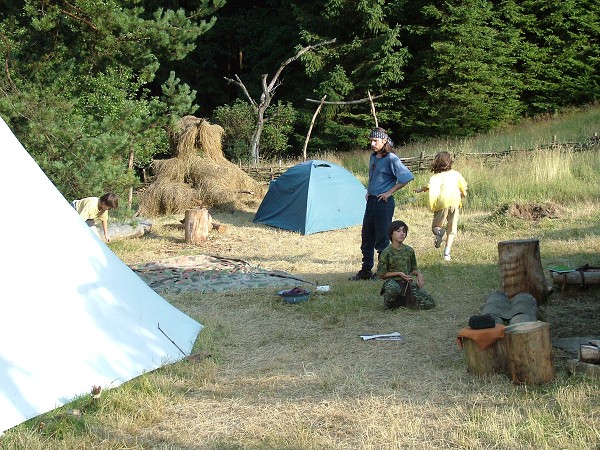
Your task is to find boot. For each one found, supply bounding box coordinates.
[349,269,373,281]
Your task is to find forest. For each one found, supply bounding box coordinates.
[0,0,598,200]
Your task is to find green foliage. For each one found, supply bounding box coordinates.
[213,99,298,162]
[0,0,220,201]
[1,0,599,194]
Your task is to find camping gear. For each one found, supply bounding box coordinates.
[468,313,496,329]
[0,117,203,434]
[253,160,367,235]
[549,264,600,289]
[277,287,311,304]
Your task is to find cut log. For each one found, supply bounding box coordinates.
[498,239,549,304]
[579,344,600,364]
[107,220,152,242]
[549,270,600,286]
[185,208,210,244]
[181,214,226,234]
[505,321,554,385]
[463,337,508,375]
[567,359,600,378]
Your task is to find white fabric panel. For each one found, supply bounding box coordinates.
[0,117,203,434]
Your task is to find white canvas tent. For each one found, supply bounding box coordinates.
[0,117,203,434]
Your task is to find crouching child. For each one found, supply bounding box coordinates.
[376,220,435,310]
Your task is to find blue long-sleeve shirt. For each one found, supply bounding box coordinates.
[367,152,414,196]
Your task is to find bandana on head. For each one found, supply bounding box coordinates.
[369,129,388,140]
[369,129,393,147]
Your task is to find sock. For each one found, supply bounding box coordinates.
[443,247,450,256]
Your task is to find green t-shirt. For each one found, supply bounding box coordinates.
[376,244,417,280]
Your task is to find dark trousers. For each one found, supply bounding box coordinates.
[360,196,395,272]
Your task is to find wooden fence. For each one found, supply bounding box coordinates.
[239,133,599,181]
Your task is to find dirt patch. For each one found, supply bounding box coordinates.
[545,287,600,370]
[493,202,563,221]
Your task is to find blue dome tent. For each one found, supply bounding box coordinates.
[253,160,367,235]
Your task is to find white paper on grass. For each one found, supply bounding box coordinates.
[360,332,404,341]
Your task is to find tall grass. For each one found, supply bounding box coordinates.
[395,104,600,157]
[339,145,600,212]
[456,149,600,210]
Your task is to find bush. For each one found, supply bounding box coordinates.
[213,99,298,162]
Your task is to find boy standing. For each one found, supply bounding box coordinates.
[376,220,435,310]
[72,193,119,242]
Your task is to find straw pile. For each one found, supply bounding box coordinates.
[138,116,265,216]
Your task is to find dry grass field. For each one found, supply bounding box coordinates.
[3,197,600,449]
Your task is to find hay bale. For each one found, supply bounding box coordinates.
[172,116,226,161]
[151,159,186,183]
[138,180,201,216]
[139,116,266,216]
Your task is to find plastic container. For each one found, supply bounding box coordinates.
[277,289,310,304]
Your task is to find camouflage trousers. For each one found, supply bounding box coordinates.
[381,279,436,310]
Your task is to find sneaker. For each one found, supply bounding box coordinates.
[443,254,452,261]
[434,228,446,248]
[349,269,373,281]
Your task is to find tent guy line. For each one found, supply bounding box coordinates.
[158,323,188,357]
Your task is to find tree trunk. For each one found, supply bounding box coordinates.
[463,338,508,375]
[504,321,554,385]
[184,208,210,244]
[250,111,265,164]
[498,238,549,304]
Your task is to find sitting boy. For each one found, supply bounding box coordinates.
[376,220,435,310]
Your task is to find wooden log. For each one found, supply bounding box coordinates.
[498,239,549,304]
[579,344,600,364]
[505,321,554,385]
[463,338,508,375]
[567,359,600,378]
[549,270,600,286]
[185,208,210,244]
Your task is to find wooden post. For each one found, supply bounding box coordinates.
[368,90,378,127]
[463,338,508,375]
[302,95,326,162]
[498,239,549,304]
[504,321,554,385]
[185,208,210,244]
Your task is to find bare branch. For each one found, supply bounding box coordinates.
[302,95,326,161]
[368,90,378,127]
[305,94,383,105]
[268,38,336,92]
[59,0,101,32]
[223,74,257,109]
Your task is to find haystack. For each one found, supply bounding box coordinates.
[138,116,265,216]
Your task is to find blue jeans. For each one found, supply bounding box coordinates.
[360,196,395,272]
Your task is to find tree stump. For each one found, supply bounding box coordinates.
[463,338,508,375]
[498,239,549,305]
[185,208,210,244]
[504,321,554,385]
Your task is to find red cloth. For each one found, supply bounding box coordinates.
[456,324,506,350]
